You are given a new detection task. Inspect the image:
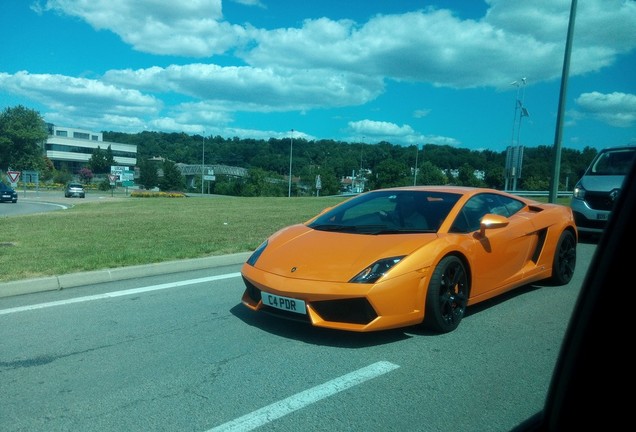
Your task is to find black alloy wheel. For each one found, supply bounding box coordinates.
[424,255,469,333]
[550,230,577,285]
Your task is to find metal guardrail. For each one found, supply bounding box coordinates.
[507,190,573,198]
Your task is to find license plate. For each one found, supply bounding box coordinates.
[261,292,306,315]
[596,213,608,220]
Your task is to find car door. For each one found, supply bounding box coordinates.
[454,193,538,301]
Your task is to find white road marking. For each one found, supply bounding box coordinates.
[207,361,400,432]
[0,272,241,315]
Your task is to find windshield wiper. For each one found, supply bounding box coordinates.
[310,224,435,235]
[310,224,357,232]
[368,228,436,235]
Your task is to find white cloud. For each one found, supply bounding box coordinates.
[413,109,431,119]
[38,0,248,56]
[348,119,415,136]
[0,71,160,115]
[103,64,384,111]
[231,0,265,8]
[346,119,459,146]
[575,92,636,127]
[8,1,636,141]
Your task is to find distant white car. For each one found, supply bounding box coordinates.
[64,182,86,198]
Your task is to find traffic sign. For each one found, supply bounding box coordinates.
[7,171,20,183]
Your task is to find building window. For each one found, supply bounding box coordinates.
[56,130,68,137]
[73,132,90,140]
[92,135,99,141]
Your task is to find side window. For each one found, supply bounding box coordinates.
[451,195,490,233]
[450,193,525,233]
[488,194,521,217]
[500,196,525,216]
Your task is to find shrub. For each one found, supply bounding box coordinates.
[130,191,187,198]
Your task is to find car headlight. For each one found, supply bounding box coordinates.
[350,256,405,284]
[246,240,268,266]
[572,184,586,200]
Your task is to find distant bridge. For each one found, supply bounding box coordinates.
[176,164,248,178]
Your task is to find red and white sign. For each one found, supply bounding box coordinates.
[7,171,20,183]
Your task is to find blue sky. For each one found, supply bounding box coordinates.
[1,0,634,153]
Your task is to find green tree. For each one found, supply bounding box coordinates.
[138,158,159,190]
[88,145,116,174]
[159,160,185,191]
[373,158,410,188]
[314,167,340,196]
[243,167,274,196]
[0,105,48,172]
[417,161,447,185]
[104,145,115,168]
[40,157,55,182]
[88,146,110,174]
[457,163,486,187]
[53,168,72,185]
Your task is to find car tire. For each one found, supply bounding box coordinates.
[424,255,469,333]
[549,230,577,285]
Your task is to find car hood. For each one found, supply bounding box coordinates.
[578,175,625,192]
[253,224,437,282]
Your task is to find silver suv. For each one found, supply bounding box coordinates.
[571,145,635,236]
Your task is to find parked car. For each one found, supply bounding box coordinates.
[0,181,18,203]
[571,145,635,236]
[241,186,577,333]
[64,182,86,198]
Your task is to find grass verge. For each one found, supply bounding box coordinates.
[0,195,346,283]
[0,192,571,283]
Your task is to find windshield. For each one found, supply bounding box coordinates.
[308,190,461,234]
[589,148,636,176]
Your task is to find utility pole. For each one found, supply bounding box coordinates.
[201,132,205,195]
[414,144,419,186]
[549,0,577,203]
[288,129,294,197]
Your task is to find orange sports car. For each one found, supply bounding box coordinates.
[240,186,577,333]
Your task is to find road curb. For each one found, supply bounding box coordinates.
[0,252,252,299]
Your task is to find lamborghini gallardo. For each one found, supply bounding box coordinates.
[241,186,577,333]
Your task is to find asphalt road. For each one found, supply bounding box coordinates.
[0,242,597,432]
[0,188,129,218]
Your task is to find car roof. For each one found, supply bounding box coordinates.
[367,185,529,203]
[372,185,502,195]
[597,144,636,152]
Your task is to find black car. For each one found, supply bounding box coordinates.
[0,182,18,203]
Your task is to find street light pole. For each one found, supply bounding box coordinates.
[201,132,205,195]
[413,144,419,186]
[288,129,294,197]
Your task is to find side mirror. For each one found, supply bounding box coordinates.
[479,213,509,236]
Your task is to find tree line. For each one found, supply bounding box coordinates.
[1,105,600,196]
[105,130,599,196]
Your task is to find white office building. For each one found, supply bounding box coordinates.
[45,124,137,173]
